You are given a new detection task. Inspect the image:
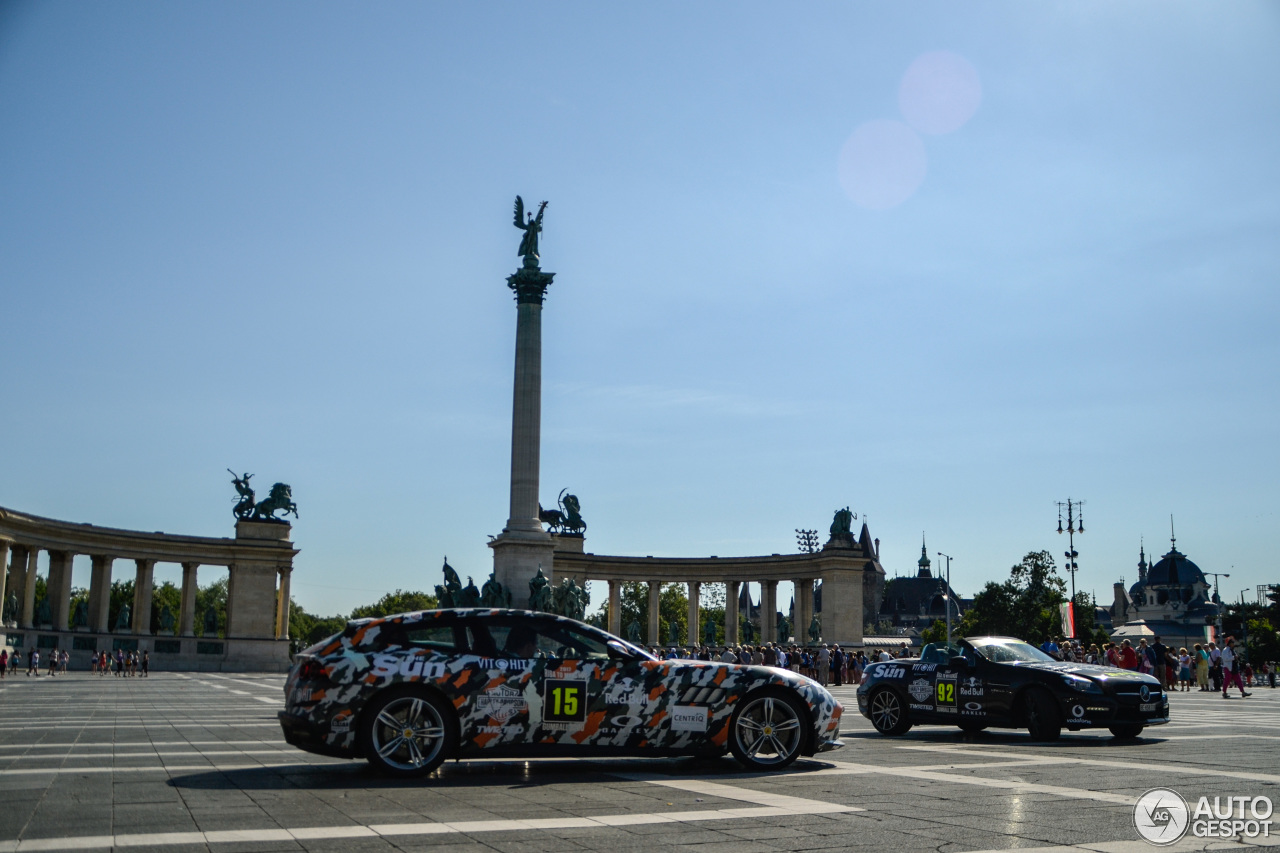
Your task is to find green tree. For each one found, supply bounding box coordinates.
[589,582,696,646]
[957,551,1067,642]
[1246,618,1280,665]
[349,589,438,620]
[195,577,227,637]
[150,580,181,633]
[920,619,949,645]
[288,601,348,654]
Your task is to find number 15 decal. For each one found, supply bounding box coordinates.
[544,680,587,723]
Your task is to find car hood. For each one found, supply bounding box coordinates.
[1004,660,1160,685]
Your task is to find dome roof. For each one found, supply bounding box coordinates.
[1145,548,1206,586]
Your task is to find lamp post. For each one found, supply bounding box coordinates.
[795,529,819,554]
[1056,498,1085,637]
[1204,571,1230,641]
[937,551,953,645]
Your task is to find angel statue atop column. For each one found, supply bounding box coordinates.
[513,196,548,266]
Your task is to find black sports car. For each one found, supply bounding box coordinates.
[856,636,1169,740]
[279,608,843,776]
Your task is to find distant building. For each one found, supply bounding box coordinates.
[1109,536,1218,650]
[878,536,964,633]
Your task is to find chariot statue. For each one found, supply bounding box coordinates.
[540,489,586,535]
[228,469,256,520]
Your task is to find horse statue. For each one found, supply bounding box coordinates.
[228,469,256,520]
[252,483,299,522]
[538,503,565,533]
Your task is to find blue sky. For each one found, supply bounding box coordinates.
[2,2,1277,618]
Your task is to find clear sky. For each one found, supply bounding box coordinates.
[2,2,1277,619]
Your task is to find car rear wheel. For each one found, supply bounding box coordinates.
[868,688,912,736]
[360,689,456,777]
[1108,724,1143,739]
[729,690,807,769]
[1021,689,1061,741]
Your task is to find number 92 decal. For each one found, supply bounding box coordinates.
[544,680,587,723]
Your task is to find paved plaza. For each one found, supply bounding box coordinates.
[2,673,1279,853]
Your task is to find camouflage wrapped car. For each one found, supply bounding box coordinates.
[279,608,843,776]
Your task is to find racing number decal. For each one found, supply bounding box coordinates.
[935,672,958,714]
[544,680,587,723]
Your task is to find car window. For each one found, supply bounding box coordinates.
[402,624,463,653]
[466,618,612,660]
[973,640,1056,663]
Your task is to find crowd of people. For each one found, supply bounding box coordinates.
[1040,634,1275,696]
[646,641,916,686]
[0,647,149,677]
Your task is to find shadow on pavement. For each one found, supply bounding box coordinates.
[840,727,1167,747]
[166,755,843,790]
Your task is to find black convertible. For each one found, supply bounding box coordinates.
[855,636,1169,740]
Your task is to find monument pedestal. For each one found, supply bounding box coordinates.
[489,531,556,609]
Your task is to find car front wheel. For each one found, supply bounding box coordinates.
[868,688,912,736]
[729,691,807,769]
[360,689,456,777]
[1021,690,1061,742]
[1108,724,1143,739]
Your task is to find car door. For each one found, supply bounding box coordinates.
[963,643,1014,722]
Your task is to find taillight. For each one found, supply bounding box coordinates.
[298,659,327,681]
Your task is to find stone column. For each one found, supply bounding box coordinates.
[20,547,38,629]
[0,541,9,625]
[725,580,740,645]
[179,562,198,637]
[646,580,660,645]
[47,551,74,631]
[793,578,813,643]
[686,581,701,647]
[607,580,621,636]
[762,580,778,643]
[132,559,155,635]
[88,555,113,632]
[821,566,865,646]
[275,567,292,640]
[5,544,28,626]
[489,261,557,597]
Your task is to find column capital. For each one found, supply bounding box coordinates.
[506,266,555,304]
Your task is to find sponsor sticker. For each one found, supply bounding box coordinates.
[908,678,934,703]
[959,676,984,697]
[912,663,937,673]
[370,653,446,680]
[330,713,352,733]
[878,665,906,679]
[476,684,527,723]
[671,705,709,733]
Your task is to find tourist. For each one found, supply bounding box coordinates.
[1187,640,1208,686]
[1151,636,1170,690]
[27,649,39,676]
[1208,643,1223,691]
[831,645,844,686]
[1220,637,1250,698]
[0,648,7,679]
[1117,639,1139,670]
[720,645,736,664]
[59,649,68,673]
[47,648,58,677]
[8,651,18,675]
[816,645,830,685]
[141,651,150,677]
[1177,648,1192,691]
[115,648,125,676]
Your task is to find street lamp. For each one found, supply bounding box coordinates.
[795,529,819,554]
[937,551,954,645]
[1056,498,1085,637]
[1204,571,1230,641]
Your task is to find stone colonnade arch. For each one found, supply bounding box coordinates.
[549,525,885,648]
[0,506,296,672]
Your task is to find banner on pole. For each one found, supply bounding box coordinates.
[1059,601,1075,638]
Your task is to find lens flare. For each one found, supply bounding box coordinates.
[837,119,927,210]
[898,51,982,136]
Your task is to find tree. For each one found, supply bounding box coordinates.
[349,589,437,620]
[589,582,694,646]
[957,551,1067,642]
[195,577,227,637]
[1246,618,1280,666]
[150,581,181,633]
[920,619,949,645]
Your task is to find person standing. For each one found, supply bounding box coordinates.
[817,645,830,685]
[27,649,39,676]
[141,651,149,677]
[0,649,7,679]
[1220,637,1250,698]
[831,645,844,686]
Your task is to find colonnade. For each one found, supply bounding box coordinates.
[1,507,298,671]
[602,577,818,646]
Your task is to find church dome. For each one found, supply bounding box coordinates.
[1145,548,1206,587]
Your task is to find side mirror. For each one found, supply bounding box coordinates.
[607,640,636,661]
[950,656,969,671]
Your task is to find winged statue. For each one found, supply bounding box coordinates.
[513,196,548,263]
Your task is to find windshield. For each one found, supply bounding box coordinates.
[970,640,1056,664]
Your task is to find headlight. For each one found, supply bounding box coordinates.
[1061,674,1103,694]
